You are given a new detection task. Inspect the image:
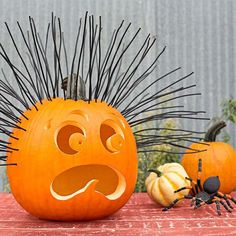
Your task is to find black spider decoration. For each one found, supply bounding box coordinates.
[162,159,236,215]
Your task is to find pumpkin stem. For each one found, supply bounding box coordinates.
[61,73,86,100]
[204,121,226,142]
[148,169,162,177]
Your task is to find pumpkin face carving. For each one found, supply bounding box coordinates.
[7,98,137,220]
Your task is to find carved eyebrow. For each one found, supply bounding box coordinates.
[69,110,89,122]
[110,113,126,129]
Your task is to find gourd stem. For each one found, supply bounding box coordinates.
[61,74,86,100]
[204,121,226,142]
[148,169,162,177]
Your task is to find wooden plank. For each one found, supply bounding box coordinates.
[1,226,236,236]
[1,193,236,235]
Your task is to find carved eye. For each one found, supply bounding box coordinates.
[56,124,86,154]
[100,120,125,153]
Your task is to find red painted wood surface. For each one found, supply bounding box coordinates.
[1,193,236,235]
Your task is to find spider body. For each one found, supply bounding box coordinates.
[203,176,220,194]
[195,191,211,205]
[193,176,220,207]
[163,159,236,215]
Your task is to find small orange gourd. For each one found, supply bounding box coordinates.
[145,163,190,207]
[182,121,236,194]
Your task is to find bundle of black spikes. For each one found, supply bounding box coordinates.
[0,12,209,166]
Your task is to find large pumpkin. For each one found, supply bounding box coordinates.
[7,98,137,221]
[181,121,236,194]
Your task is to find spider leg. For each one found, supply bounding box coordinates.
[225,194,236,204]
[197,158,203,191]
[185,177,197,195]
[194,201,205,209]
[213,199,221,215]
[219,200,232,213]
[162,195,193,211]
[187,159,203,194]
[174,186,192,193]
[217,192,234,209]
[162,199,180,211]
[190,197,196,207]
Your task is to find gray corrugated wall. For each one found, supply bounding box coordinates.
[0,0,235,191]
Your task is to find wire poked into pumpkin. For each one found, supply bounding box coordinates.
[0,12,208,220]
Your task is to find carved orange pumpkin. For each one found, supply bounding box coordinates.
[7,98,137,220]
[181,121,236,194]
[1,13,207,221]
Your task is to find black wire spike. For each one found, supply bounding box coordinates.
[0,12,209,162]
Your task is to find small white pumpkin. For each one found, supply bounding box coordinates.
[145,163,191,207]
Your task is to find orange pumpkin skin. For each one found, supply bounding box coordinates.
[7,98,137,221]
[182,123,236,194]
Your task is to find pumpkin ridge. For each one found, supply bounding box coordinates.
[157,178,169,206]
[174,171,191,189]
[224,144,234,186]
[163,174,183,199]
[172,171,186,181]
[150,179,158,200]
[163,175,177,189]
[147,178,156,200]
[211,144,222,168]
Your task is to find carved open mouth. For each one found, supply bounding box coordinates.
[50,165,126,201]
